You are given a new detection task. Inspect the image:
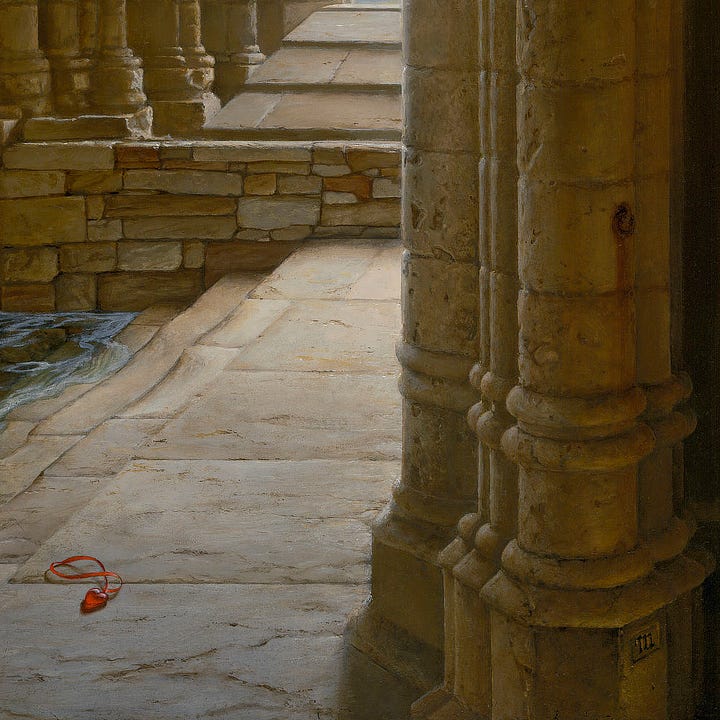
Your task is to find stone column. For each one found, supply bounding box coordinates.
[349,0,480,689]
[39,0,91,115]
[201,0,264,103]
[134,0,219,134]
[481,2,707,717]
[414,0,518,716]
[0,0,51,116]
[89,0,148,123]
[178,0,215,93]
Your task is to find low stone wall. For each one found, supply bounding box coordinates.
[0,140,401,312]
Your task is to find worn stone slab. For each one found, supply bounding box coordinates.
[192,143,312,163]
[205,93,282,130]
[117,241,183,271]
[120,346,238,419]
[237,196,320,229]
[46,419,166,477]
[98,271,205,311]
[248,47,348,85]
[0,583,413,720]
[0,170,66,198]
[0,434,82,504]
[321,198,399,226]
[348,242,402,300]
[114,323,159,353]
[7,382,98,423]
[202,298,291,347]
[0,475,106,562]
[0,247,58,283]
[285,9,401,45]
[106,194,237,217]
[230,300,399,373]
[0,564,16,582]
[17,459,396,584]
[35,275,261,435]
[123,216,237,240]
[2,142,115,170]
[138,370,401,461]
[0,196,86,246]
[251,240,381,299]
[333,48,402,85]
[0,421,35,459]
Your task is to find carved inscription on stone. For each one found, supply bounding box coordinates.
[631,621,661,663]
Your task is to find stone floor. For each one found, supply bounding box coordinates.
[0,239,417,719]
[205,4,402,140]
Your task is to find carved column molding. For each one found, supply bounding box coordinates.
[0,0,51,116]
[39,0,91,115]
[349,0,480,690]
[89,0,148,118]
[480,1,707,717]
[201,0,264,103]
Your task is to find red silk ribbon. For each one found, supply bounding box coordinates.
[48,555,123,614]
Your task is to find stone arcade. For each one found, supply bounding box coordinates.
[1,0,719,718]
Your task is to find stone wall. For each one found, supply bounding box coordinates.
[0,140,400,312]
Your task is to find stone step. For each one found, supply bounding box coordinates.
[283,8,401,48]
[246,46,401,90]
[204,90,401,141]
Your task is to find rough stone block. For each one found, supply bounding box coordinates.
[123,170,244,196]
[237,197,320,230]
[270,226,313,242]
[162,160,227,171]
[373,177,401,198]
[277,175,322,195]
[244,173,277,195]
[1,283,55,311]
[346,147,400,171]
[324,174,372,199]
[98,270,204,311]
[123,216,237,240]
[193,143,311,163]
[205,241,299,283]
[235,229,270,241]
[116,144,160,168]
[313,164,351,177]
[55,274,97,311]
[159,145,193,161]
[0,247,58,283]
[323,191,358,205]
[183,240,205,269]
[312,145,346,165]
[117,241,183,271]
[66,170,123,194]
[0,170,65,198]
[321,200,400,227]
[246,161,311,175]
[0,197,86,246]
[105,195,236,217]
[86,195,105,220]
[88,219,122,242]
[59,243,116,273]
[2,142,115,170]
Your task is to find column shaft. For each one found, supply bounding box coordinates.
[0,0,51,115]
[350,0,480,690]
[178,0,215,92]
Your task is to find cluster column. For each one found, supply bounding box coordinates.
[479,1,707,717]
[200,0,264,103]
[129,0,219,135]
[350,0,480,689]
[0,0,51,116]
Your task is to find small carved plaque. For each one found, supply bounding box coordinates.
[631,620,661,663]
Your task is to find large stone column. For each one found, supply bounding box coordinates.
[134,0,219,135]
[38,0,91,115]
[349,0,480,689]
[178,0,216,94]
[201,0,264,103]
[0,0,51,116]
[481,2,707,717]
[413,0,518,716]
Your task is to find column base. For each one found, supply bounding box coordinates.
[152,93,222,136]
[482,554,708,720]
[23,107,153,141]
[0,57,51,116]
[411,687,485,720]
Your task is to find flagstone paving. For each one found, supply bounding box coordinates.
[0,239,414,719]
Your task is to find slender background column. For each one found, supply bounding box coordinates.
[0,0,51,116]
[350,0,480,690]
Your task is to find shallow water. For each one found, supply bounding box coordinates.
[0,311,136,423]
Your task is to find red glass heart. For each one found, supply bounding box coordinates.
[80,588,109,614]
